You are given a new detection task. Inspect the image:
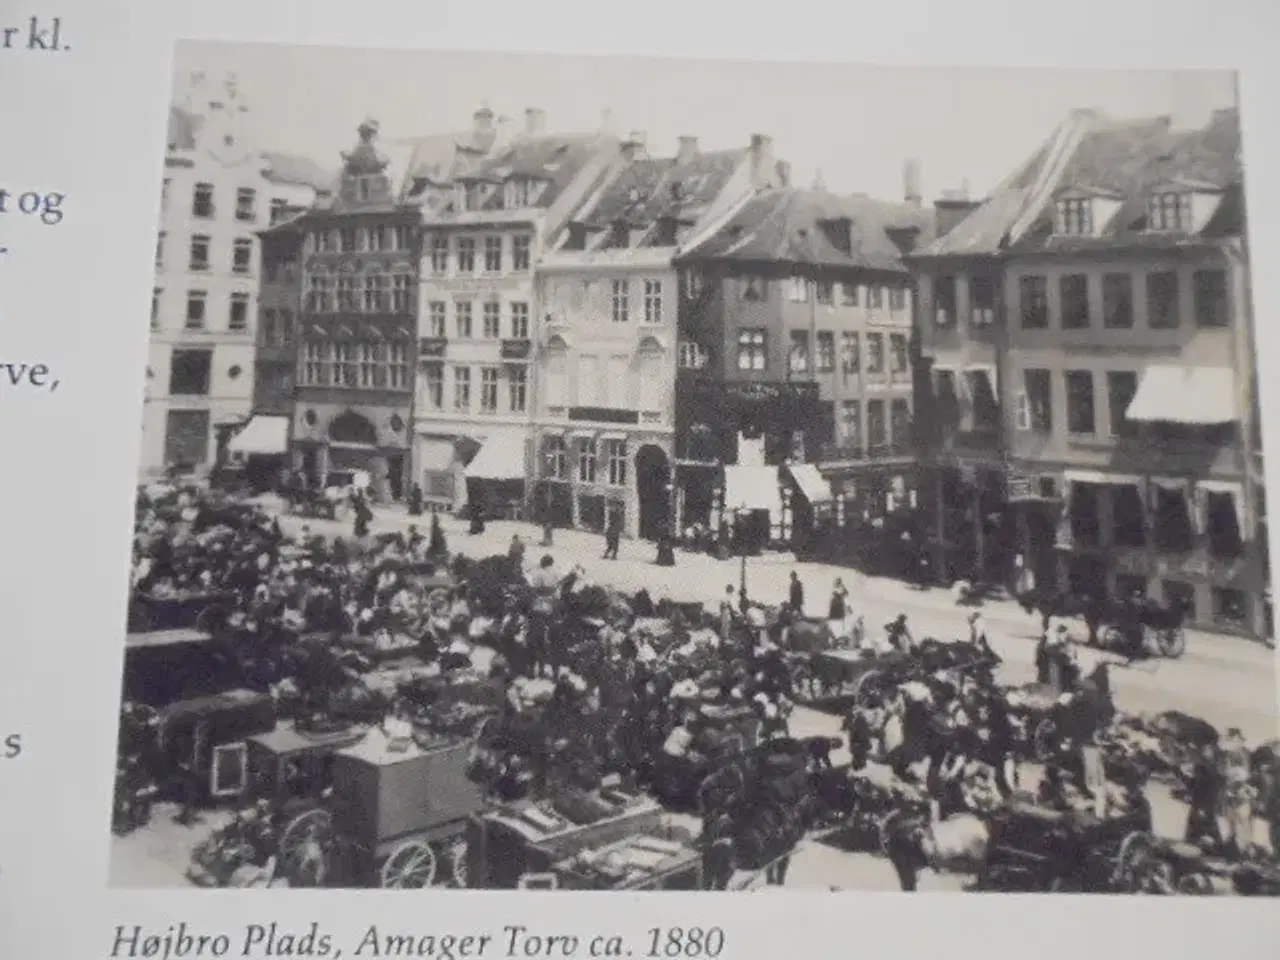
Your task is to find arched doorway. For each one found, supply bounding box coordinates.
[635,444,671,541]
[329,410,378,447]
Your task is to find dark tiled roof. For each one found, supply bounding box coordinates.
[680,188,936,272]
[469,134,604,209]
[589,149,747,227]
[920,107,1242,258]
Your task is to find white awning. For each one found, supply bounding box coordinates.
[787,464,834,504]
[418,438,456,472]
[228,415,289,455]
[724,465,782,516]
[1127,366,1237,424]
[465,434,528,481]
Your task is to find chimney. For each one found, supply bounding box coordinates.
[749,133,777,188]
[524,107,546,136]
[624,130,648,159]
[493,114,517,150]
[903,159,923,206]
[676,136,699,165]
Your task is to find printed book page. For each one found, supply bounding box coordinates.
[2,1,1280,958]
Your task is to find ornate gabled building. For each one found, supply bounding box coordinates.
[288,119,425,501]
[413,109,623,514]
[142,73,328,478]
[913,106,1264,638]
[672,174,934,556]
[532,131,784,539]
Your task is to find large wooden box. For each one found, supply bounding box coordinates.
[329,734,482,852]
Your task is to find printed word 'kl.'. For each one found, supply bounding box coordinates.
[1,16,67,51]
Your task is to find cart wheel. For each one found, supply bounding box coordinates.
[1176,871,1213,895]
[446,838,469,888]
[1112,831,1153,891]
[1098,626,1123,651]
[851,670,883,707]
[381,840,438,888]
[279,809,333,888]
[1032,718,1057,763]
[1157,627,1186,659]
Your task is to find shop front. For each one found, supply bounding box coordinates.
[291,403,411,503]
[224,414,291,493]
[463,428,531,520]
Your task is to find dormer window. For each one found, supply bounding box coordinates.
[464,182,489,212]
[1148,191,1193,232]
[1056,198,1094,236]
[505,178,537,209]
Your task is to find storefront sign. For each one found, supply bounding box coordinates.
[721,381,819,403]
[568,406,640,425]
[1112,547,1253,587]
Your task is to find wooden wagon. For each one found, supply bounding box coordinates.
[465,787,698,889]
[155,689,277,804]
[275,729,485,888]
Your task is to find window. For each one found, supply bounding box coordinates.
[464,183,487,211]
[841,332,860,376]
[934,370,960,431]
[259,308,277,346]
[232,237,254,275]
[1113,486,1147,548]
[1107,371,1138,437]
[786,277,808,302]
[967,369,1000,432]
[169,349,212,395]
[1065,370,1095,435]
[1148,192,1192,232]
[643,280,663,324]
[150,289,161,330]
[970,275,995,326]
[482,301,502,339]
[512,235,532,271]
[155,232,166,268]
[889,334,908,374]
[841,282,859,306]
[336,277,358,312]
[1021,369,1052,433]
[306,273,334,313]
[228,293,249,331]
[363,274,386,312]
[392,225,413,251]
[1060,274,1089,329]
[1154,487,1194,553]
[789,331,810,374]
[1103,273,1134,329]
[456,236,476,273]
[890,288,907,311]
[867,399,887,452]
[508,366,528,413]
[189,234,210,271]
[611,280,630,323]
[484,235,503,273]
[235,188,256,222]
[934,275,957,326]
[429,235,448,273]
[387,342,409,389]
[1146,271,1179,329]
[678,341,707,370]
[331,342,357,387]
[185,290,207,329]
[841,400,861,449]
[742,276,767,301]
[737,329,766,372]
[453,366,471,411]
[575,439,599,484]
[510,302,530,339]
[303,341,329,386]
[315,231,335,253]
[479,366,499,413]
[1212,588,1248,628]
[366,225,388,252]
[816,281,834,305]
[868,287,884,311]
[1020,275,1048,328]
[269,198,290,224]
[866,333,885,374]
[1056,198,1093,235]
[1193,269,1228,327]
[890,398,911,449]
[192,183,214,218]
[1206,489,1243,558]
[543,436,567,480]
[816,332,835,373]
[455,301,473,339]
[358,342,384,388]
[422,363,444,410]
[605,439,628,486]
[1069,483,1102,547]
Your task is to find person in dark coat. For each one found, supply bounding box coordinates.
[788,571,805,616]
[1184,742,1226,848]
[603,510,623,560]
[468,498,486,535]
[407,483,423,517]
[353,491,373,538]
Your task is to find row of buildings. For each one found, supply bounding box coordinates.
[142,75,1267,640]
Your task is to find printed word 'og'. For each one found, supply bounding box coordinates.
[0,189,64,226]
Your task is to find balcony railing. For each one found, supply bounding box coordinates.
[418,336,448,358]
[500,337,533,360]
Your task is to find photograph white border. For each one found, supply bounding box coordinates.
[2,0,1279,957]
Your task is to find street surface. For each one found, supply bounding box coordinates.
[108,499,1280,890]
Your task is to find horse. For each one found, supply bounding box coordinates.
[1015,587,1105,642]
[883,811,994,892]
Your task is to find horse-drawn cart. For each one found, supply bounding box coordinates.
[650,704,761,810]
[465,787,699,890]
[274,728,485,888]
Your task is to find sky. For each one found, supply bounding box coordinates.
[173,41,1237,201]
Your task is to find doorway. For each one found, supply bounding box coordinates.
[635,444,671,541]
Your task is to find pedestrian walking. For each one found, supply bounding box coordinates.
[788,570,805,616]
[719,585,735,640]
[828,577,850,636]
[407,482,423,517]
[468,498,486,535]
[508,533,526,571]
[603,509,623,560]
[1222,728,1255,855]
[1184,742,1226,848]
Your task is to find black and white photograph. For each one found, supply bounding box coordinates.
[112,40,1280,895]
